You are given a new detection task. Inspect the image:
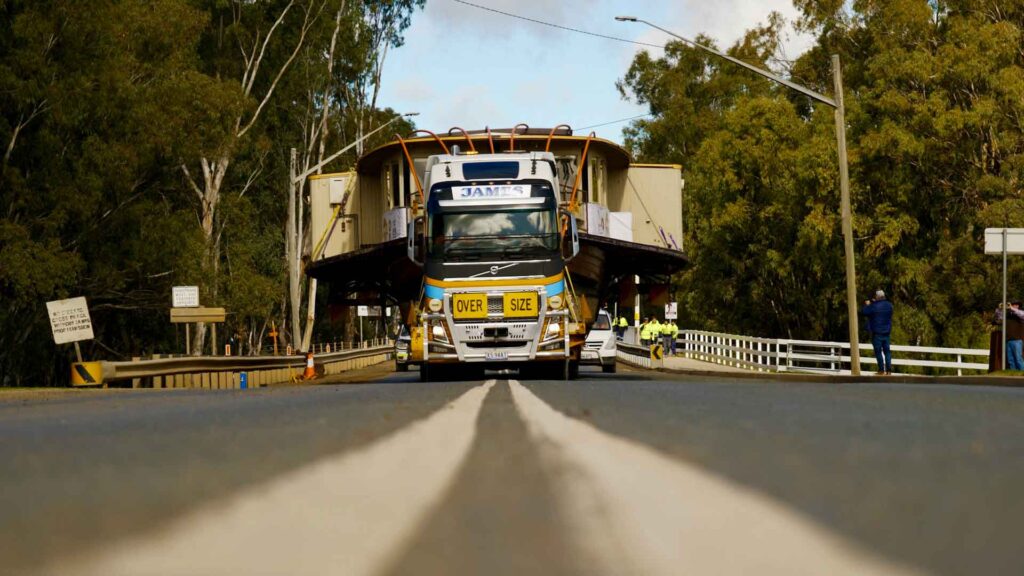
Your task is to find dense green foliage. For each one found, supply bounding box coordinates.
[619,0,1024,349]
[0,0,421,385]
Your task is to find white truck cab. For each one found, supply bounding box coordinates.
[581,310,617,373]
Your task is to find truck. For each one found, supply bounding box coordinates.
[406,150,584,381]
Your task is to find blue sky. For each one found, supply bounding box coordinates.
[377,0,815,144]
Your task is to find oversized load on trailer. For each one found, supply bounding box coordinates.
[305,126,689,380]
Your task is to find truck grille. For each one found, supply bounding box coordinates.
[488,295,503,314]
[466,341,529,349]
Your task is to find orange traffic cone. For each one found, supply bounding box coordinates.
[303,352,316,380]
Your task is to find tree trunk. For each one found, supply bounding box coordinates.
[191,154,230,356]
[287,148,302,348]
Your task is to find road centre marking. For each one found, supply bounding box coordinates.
[507,380,924,576]
[55,380,497,576]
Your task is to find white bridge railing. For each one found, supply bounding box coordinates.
[677,330,989,376]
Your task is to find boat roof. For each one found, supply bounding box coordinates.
[357,127,632,175]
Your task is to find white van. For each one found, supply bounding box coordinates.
[581,310,616,373]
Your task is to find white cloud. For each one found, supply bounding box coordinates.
[379,0,820,143]
[390,76,436,102]
[428,85,504,132]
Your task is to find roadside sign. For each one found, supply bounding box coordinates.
[172,286,200,308]
[71,362,103,386]
[46,297,94,344]
[985,228,1024,254]
[650,344,664,360]
[170,307,226,323]
[357,305,369,317]
[984,228,1024,370]
[665,302,678,320]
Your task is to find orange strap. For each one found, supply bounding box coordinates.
[406,129,450,155]
[509,123,529,152]
[545,124,572,152]
[447,127,476,152]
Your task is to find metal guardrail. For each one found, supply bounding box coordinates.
[102,345,388,381]
[678,330,989,376]
[94,341,393,388]
[616,341,661,370]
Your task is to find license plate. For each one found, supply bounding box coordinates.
[485,351,508,361]
[582,351,598,360]
[452,293,488,319]
[503,292,538,318]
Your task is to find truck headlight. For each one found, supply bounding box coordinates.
[547,295,563,310]
[547,322,561,336]
[432,325,446,339]
[427,298,443,313]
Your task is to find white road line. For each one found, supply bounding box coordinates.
[507,380,925,576]
[52,380,497,576]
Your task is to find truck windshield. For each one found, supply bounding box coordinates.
[429,208,557,259]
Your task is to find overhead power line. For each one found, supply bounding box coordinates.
[448,1,660,135]
[450,0,666,49]
[576,113,654,131]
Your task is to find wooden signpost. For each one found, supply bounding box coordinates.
[170,307,226,356]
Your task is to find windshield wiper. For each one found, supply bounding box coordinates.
[444,246,481,261]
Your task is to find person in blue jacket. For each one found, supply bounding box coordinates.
[862,290,894,375]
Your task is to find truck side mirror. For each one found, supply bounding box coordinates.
[407,215,425,266]
[560,209,579,262]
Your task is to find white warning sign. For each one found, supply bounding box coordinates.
[47,296,95,344]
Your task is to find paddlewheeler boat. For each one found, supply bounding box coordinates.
[305,125,687,379]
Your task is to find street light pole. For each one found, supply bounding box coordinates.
[616,16,862,375]
[294,112,419,184]
[831,55,860,375]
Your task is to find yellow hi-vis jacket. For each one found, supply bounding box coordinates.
[619,317,628,328]
[649,320,662,338]
[669,321,679,337]
[639,322,651,340]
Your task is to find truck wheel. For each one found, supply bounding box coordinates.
[396,362,408,372]
[602,362,616,374]
[419,364,430,382]
[429,365,453,382]
[562,359,580,380]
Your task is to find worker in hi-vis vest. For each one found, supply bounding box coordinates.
[648,317,662,348]
[639,317,652,346]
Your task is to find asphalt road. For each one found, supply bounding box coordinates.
[2,362,1023,575]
